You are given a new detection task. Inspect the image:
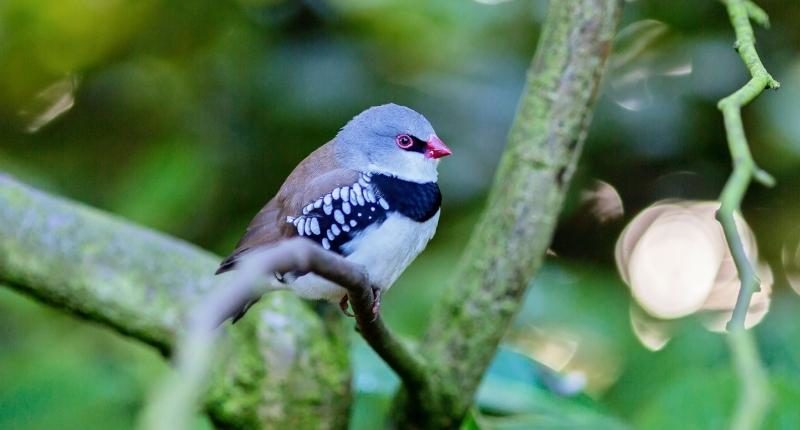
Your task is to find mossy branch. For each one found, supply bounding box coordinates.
[393,1,623,427]
[0,175,350,429]
[140,238,435,430]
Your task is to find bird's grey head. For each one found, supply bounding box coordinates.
[334,103,451,183]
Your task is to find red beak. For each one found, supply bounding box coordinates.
[425,135,452,159]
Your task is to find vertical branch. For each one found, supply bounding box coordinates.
[727,329,771,430]
[716,1,777,429]
[716,0,779,331]
[399,1,623,427]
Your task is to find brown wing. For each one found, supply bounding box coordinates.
[216,141,359,274]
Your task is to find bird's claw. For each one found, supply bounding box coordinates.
[339,295,355,317]
[370,287,382,322]
[339,288,381,321]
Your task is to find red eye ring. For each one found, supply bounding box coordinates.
[396,134,413,149]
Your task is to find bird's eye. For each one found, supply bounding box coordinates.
[396,134,413,149]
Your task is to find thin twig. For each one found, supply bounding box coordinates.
[138,238,433,430]
[716,1,777,430]
[716,0,779,331]
[727,329,771,430]
[743,1,770,28]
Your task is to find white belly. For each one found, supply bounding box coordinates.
[288,211,440,301]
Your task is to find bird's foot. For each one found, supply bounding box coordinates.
[339,295,355,317]
[370,287,382,322]
[339,289,381,321]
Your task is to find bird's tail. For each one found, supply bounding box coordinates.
[230,298,260,324]
[222,275,288,324]
[215,253,240,275]
[215,252,289,324]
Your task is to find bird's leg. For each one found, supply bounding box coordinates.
[339,295,355,317]
[340,289,380,320]
[370,287,382,322]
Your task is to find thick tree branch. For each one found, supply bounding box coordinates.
[141,238,436,430]
[395,1,623,427]
[0,175,350,429]
[715,1,777,429]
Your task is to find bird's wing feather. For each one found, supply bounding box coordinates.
[216,141,359,274]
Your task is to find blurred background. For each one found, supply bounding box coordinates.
[1,0,799,428]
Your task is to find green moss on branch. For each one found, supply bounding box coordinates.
[399,1,623,427]
[0,174,350,429]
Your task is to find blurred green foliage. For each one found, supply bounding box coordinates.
[1,0,799,429]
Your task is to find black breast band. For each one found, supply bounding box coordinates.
[371,174,441,222]
[287,173,441,257]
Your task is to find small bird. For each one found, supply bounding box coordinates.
[216,103,451,322]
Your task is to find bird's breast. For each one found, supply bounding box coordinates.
[343,211,440,290]
[282,172,443,300]
[285,172,441,256]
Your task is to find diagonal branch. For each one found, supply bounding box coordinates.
[141,238,435,430]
